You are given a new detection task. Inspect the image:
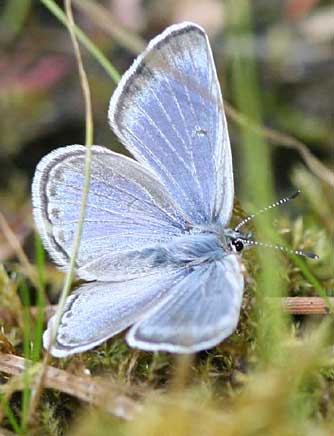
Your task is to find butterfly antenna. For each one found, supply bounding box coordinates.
[244,239,319,259]
[234,190,301,232]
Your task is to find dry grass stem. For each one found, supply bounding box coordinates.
[0,212,39,289]
[26,0,95,422]
[280,297,334,315]
[0,353,140,420]
[1,297,332,330]
[73,0,145,53]
[225,103,334,187]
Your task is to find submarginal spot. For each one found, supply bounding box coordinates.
[51,208,61,220]
[48,185,57,197]
[57,230,66,243]
[54,169,65,182]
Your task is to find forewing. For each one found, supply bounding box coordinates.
[32,145,188,279]
[43,268,188,357]
[127,256,243,353]
[109,22,234,226]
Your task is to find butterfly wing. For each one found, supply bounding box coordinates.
[43,268,189,357]
[127,256,244,353]
[45,255,243,357]
[109,22,234,226]
[32,145,189,280]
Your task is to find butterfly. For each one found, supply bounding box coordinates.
[32,22,260,357]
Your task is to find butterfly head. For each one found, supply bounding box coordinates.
[223,228,253,254]
[222,190,319,260]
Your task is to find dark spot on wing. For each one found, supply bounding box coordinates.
[194,126,208,137]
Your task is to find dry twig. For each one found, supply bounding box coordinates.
[73,0,145,53]
[224,103,334,187]
[0,212,39,290]
[280,297,334,315]
[0,353,140,420]
[26,0,96,422]
[1,297,333,329]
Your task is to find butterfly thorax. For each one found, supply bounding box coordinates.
[153,232,227,268]
[150,223,248,269]
[187,223,248,255]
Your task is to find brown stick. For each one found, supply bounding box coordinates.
[32,298,332,315]
[224,102,334,187]
[1,297,333,326]
[280,297,334,315]
[0,353,141,420]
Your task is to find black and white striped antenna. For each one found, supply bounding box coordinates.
[234,190,300,232]
[243,239,319,259]
[234,190,319,259]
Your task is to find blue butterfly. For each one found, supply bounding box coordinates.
[32,22,309,358]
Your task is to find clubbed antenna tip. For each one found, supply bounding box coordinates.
[302,251,319,260]
[289,190,301,200]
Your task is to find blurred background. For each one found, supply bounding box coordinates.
[0,1,333,435]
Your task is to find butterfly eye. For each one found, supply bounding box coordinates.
[232,239,244,252]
